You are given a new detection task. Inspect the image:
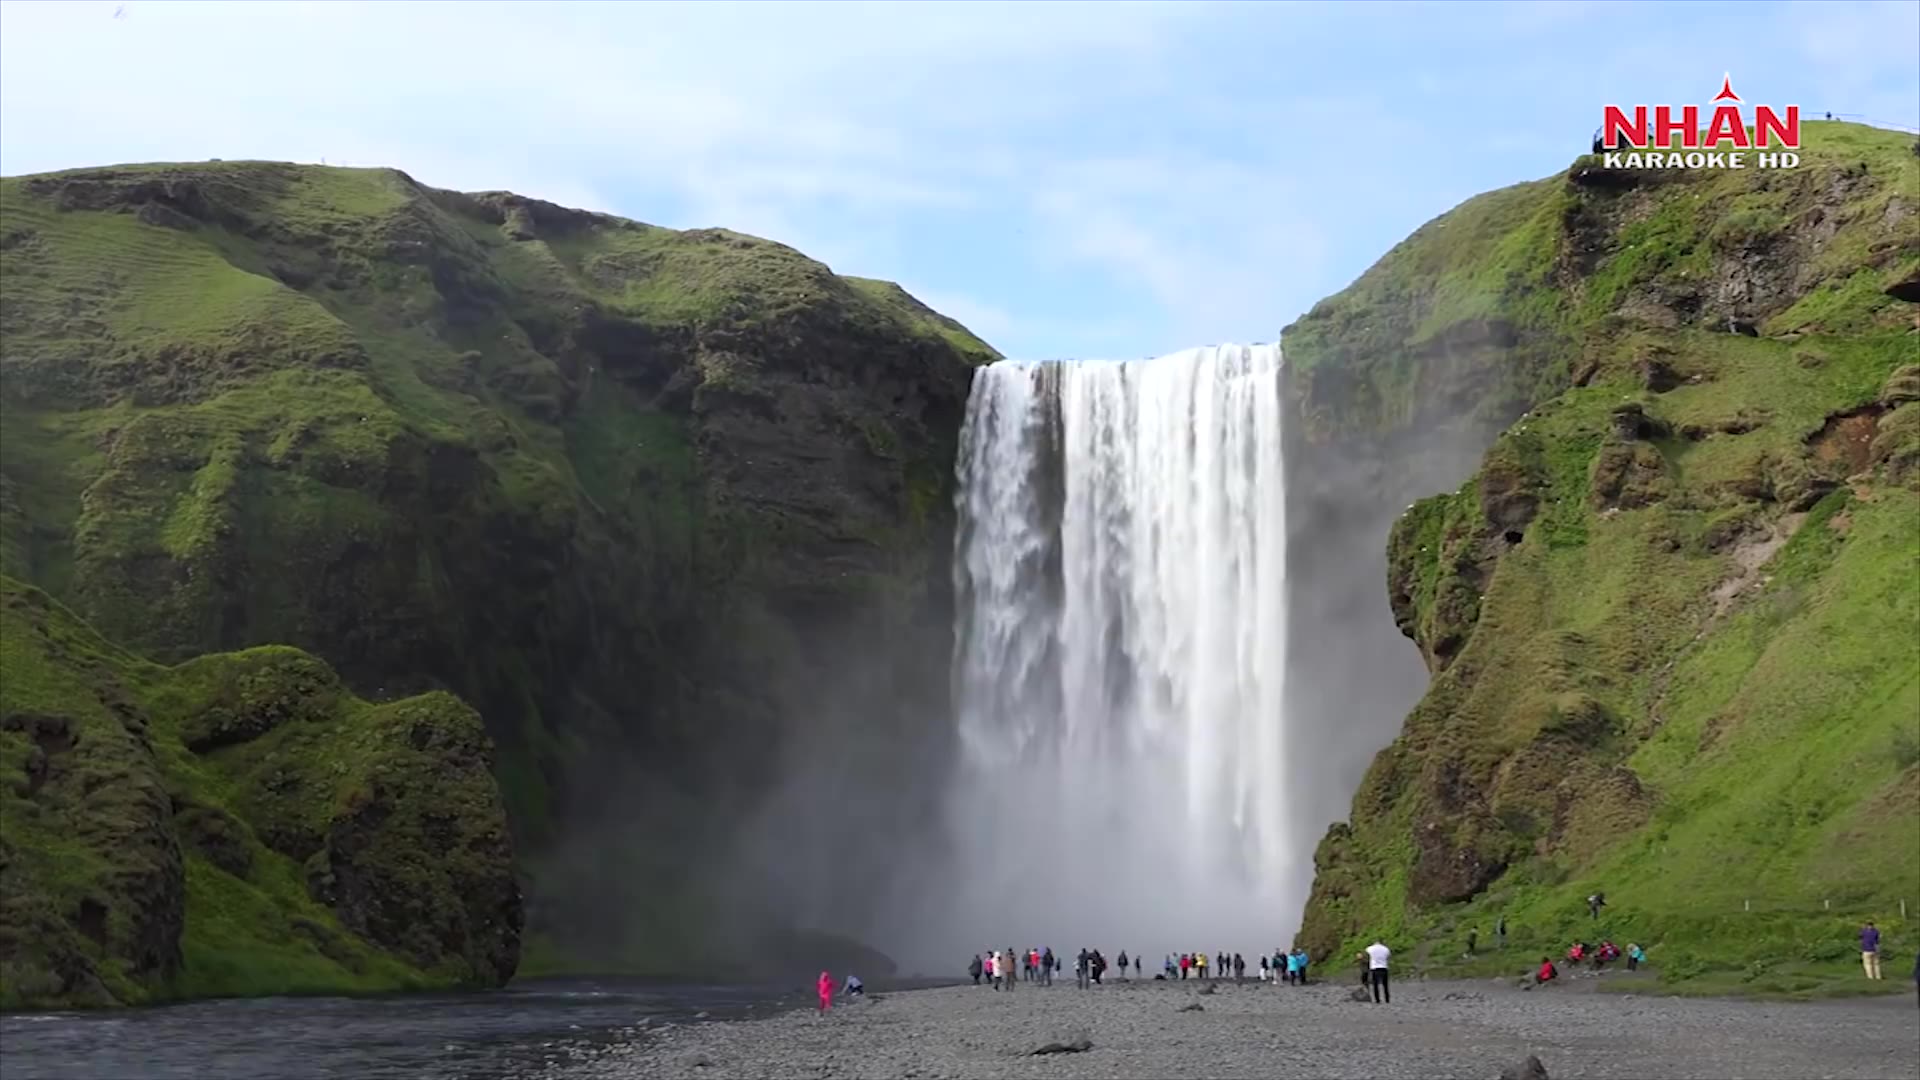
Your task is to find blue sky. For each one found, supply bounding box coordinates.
[2,0,1915,360]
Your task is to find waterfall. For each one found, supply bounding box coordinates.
[934,343,1295,957]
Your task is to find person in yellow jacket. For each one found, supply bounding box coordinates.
[1195,951,1208,979]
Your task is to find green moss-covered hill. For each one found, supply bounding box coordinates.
[0,575,518,1008]
[1289,122,1920,996]
[0,160,997,989]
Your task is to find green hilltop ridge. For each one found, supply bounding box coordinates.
[0,575,517,1008]
[0,159,997,998]
[1287,120,1920,997]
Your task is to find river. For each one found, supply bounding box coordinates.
[0,977,822,1079]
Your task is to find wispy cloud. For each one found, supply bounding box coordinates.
[3,0,1915,359]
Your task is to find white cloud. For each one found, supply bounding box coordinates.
[0,0,1336,358]
[3,0,1914,360]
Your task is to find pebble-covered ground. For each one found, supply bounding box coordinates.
[545,975,1920,1080]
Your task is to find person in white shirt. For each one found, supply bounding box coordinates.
[1365,940,1392,1004]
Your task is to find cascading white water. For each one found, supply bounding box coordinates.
[934,343,1296,958]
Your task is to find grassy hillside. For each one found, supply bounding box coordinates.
[1292,121,1920,997]
[0,160,997,985]
[0,575,517,1008]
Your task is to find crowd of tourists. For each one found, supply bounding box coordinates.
[962,945,1332,991]
[814,912,1918,1016]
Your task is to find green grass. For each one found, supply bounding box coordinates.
[1307,379,1919,990]
[1296,122,1920,997]
[1282,121,1920,441]
[0,577,518,1009]
[1,156,999,998]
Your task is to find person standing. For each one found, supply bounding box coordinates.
[816,970,834,1014]
[969,954,982,985]
[1366,939,1392,1004]
[1496,915,1507,951]
[1003,948,1018,993]
[1118,950,1130,979]
[1466,927,1478,957]
[1861,921,1883,980]
[1910,947,1918,1009]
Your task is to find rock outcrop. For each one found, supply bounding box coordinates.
[1288,121,1920,985]
[0,577,519,1008]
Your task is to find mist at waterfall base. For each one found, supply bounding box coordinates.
[882,344,1300,967]
[537,336,1469,982]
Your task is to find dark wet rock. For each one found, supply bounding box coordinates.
[1635,352,1681,392]
[1885,265,1920,303]
[1589,441,1670,510]
[1607,402,1669,442]
[1499,1055,1551,1080]
[1882,364,1920,406]
[1030,1038,1094,1055]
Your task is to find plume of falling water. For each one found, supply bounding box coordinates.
[906,343,1297,965]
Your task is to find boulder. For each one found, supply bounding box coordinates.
[1498,1055,1551,1080]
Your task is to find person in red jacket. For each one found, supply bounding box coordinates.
[817,970,834,1014]
[1537,957,1558,984]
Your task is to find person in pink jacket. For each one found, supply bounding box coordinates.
[817,970,834,1013]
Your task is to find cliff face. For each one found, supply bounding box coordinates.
[1287,122,1920,989]
[0,161,996,989]
[0,576,518,1008]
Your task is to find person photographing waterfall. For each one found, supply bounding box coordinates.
[1365,940,1392,1004]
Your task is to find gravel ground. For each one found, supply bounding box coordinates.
[543,975,1920,1080]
